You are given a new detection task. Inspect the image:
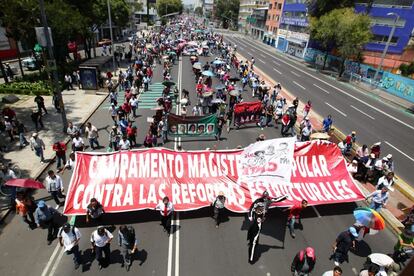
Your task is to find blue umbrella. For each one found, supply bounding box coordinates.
[202,70,215,77]
[215,84,226,90]
[213,60,224,65]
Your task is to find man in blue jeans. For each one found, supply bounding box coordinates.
[365,186,389,211]
[85,122,100,150]
[30,133,45,163]
[286,199,308,238]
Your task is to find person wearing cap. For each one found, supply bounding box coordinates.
[85,122,100,150]
[366,186,389,211]
[376,171,395,191]
[212,191,226,228]
[45,170,65,206]
[291,247,316,276]
[30,133,45,163]
[58,223,82,269]
[155,196,174,234]
[322,266,342,276]
[34,201,60,245]
[90,226,113,269]
[285,199,308,238]
[118,225,138,270]
[331,227,357,266]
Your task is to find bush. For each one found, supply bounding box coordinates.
[14,71,50,83]
[0,81,52,95]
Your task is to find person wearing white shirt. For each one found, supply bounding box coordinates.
[91,226,113,269]
[45,170,65,205]
[85,122,100,150]
[58,223,82,269]
[155,196,174,234]
[119,136,131,150]
[129,95,139,117]
[322,266,342,276]
[376,172,395,192]
[72,133,84,151]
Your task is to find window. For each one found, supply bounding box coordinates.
[371,17,406,27]
[371,34,399,44]
[277,3,282,9]
[269,4,273,9]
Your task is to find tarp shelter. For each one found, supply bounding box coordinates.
[79,56,112,90]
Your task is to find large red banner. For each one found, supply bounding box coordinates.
[63,141,365,215]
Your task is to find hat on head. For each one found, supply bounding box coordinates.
[32,132,38,137]
[37,200,46,208]
[305,247,315,259]
[305,117,309,120]
[351,131,356,135]
[386,154,392,159]
[352,160,358,164]
[370,153,375,158]
[374,142,381,146]
[259,134,265,139]
[218,191,224,196]
[382,157,388,161]
[349,226,358,238]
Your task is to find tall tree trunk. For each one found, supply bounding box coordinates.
[16,44,25,77]
[0,60,9,84]
[322,52,328,70]
[339,58,346,77]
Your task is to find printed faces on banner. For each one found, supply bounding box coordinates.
[239,137,296,184]
[168,114,217,136]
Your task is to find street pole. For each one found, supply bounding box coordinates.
[38,0,67,132]
[107,0,116,75]
[372,13,399,85]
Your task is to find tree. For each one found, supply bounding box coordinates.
[215,0,239,29]
[307,0,355,18]
[156,0,183,18]
[310,8,371,76]
[195,7,203,17]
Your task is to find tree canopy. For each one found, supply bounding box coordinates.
[310,8,372,75]
[215,0,240,29]
[156,0,183,17]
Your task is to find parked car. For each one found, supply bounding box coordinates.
[97,38,112,46]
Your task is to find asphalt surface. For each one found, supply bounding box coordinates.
[0,52,398,276]
[224,33,414,189]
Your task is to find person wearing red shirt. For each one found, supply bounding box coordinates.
[52,141,67,170]
[126,122,137,147]
[286,199,308,238]
[122,101,131,115]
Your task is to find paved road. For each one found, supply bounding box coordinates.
[0,53,398,276]
[224,33,414,189]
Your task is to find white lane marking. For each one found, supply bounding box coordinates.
[175,213,180,276]
[273,68,282,74]
[385,141,414,162]
[290,71,301,77]
[260,54,266,58]
[350,105,375,120]
[258,58,265,64]
[326,102,347,117]
[313,84,330,94]
[49,248,65,276]
[352,267,358,275]
[40,243,61,276]
[167,217,174,276]
[233,37,414,131]
[293,81,306,90]
[311,206,321,218]
[239,47,243,51]
[273,61,281,66]
[247,52,253,57]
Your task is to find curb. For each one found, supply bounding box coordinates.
[0,92,108,223]
[234,51,409,236]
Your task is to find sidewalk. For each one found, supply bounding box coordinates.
[235,50,413,236]
[0,87,106,220]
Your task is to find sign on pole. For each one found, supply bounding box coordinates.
[35,27,54,47]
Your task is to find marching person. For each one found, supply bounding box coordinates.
[155,196,174,235]
[330,227,358,266]
[58,223,82,269]
[249,191,287,222]
[86,198,105,224]
[247,209,263,264]
[91,226,113,270]
[85,122,100,150]
[365,186,389,211]
[285,199,308,238]
[118,225,138,271]
[45,170,65,206]
[322,266,343,276]
[30,132,45,163]
[52,141,67,171]
[34,200,61,245]
[290,247,316,276]
[212,191,226,228]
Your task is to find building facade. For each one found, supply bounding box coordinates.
[275,0,310,58]
[355,0,414,70]
[250,7,269,40]
[239,1,269,34]
[264,0,284,46]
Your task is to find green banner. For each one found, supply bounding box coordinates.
[168,114,218,137]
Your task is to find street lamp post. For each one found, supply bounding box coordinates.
[107,0,116,75]
[372,12,399,84]
[38,0,67,132]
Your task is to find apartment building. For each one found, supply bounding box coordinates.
[264,0,284,46]
[239,0,269,34]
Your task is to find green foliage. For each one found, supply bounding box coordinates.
[215,0,239,28]
[195,7,203,16]
[0,81,52,95]
[307,0,356,18]
[156,0,183,17]
[310,8,372,75]
[399,62,414,77]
